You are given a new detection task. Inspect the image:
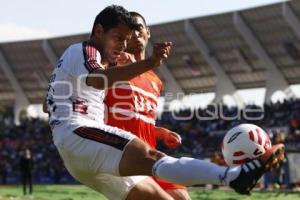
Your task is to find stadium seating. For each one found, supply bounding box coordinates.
[0,99,300,188]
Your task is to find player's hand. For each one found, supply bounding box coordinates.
[150,42,172,67]
[155,127,181,149]
[116,52,136,66]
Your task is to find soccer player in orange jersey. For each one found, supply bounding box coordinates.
[104,11,191,200]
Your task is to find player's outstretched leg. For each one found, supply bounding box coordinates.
[119,138,285,195]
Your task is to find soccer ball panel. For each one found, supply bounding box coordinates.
[222,124,271,166]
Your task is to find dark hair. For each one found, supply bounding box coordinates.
[129,11,147,26]
[91,5,138,35]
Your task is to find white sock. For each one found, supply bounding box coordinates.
[152,156,241,186]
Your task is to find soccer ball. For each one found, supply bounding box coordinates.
[222,124,271,166]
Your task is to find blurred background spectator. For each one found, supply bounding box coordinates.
[19,147,33,195]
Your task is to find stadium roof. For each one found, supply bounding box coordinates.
[1,1,300,106]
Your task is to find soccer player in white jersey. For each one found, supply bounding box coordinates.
[45,5,285,200]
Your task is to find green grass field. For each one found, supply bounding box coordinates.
[0,185,299,200]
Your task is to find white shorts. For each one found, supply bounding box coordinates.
[52,122,147,200]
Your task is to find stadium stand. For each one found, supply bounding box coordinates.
[1,99,300,189]
[1,1,300,122]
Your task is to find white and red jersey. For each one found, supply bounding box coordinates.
[104,70,163,148]
[46,42,106,130]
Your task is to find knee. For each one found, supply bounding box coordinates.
[126,177,175,200]
[124,138,166,162]
[166,189,191,200]
[126,190,174,200]
[119,138,168,176]
[147,149,166,162]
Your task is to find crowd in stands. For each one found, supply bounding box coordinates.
[156,99,300,158]
[0,107,69,184]
[0,99,300,189]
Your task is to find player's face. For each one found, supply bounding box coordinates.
[101,24,133,65]
[126,16,150,54]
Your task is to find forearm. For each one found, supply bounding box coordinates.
[106,58,154,86]
[155,126,166,140]
[87,58,155,90]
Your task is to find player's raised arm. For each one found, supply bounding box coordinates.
[86,42,172,90]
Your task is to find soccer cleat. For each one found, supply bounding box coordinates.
[229,143,285,195]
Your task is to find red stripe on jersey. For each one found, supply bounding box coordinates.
[249,130,254,142]
[105,87,158,119]
[105,70,163,149]
[74,126,130,150]
[83,42,104,72]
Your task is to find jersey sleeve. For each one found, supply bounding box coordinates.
[61,42,105,78]
[81,41,105,73]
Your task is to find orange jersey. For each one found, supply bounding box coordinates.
[104,70,162,148]
[104,69,186,190]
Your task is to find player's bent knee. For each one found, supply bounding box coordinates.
[126,177,174,200]
[119,138,167,176]
[165,189,191,200]
[148,148,166,160]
